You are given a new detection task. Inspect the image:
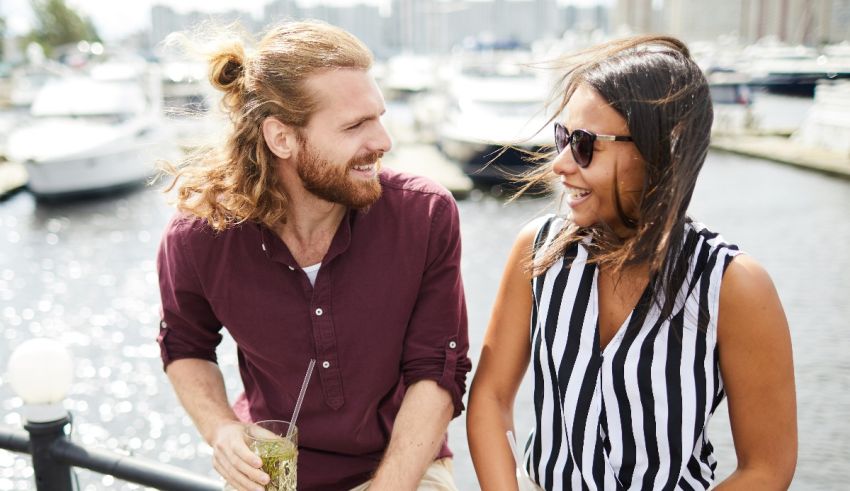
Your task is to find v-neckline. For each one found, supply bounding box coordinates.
[593,265,653,356]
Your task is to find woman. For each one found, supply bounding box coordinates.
[467,36,797,490]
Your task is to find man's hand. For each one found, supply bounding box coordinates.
[211,421,270,491]
[165,360,269,490]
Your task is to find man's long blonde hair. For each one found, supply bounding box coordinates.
[160,20,373,231]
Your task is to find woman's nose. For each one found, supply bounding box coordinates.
[551,147,578,176]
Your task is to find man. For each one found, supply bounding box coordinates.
[156,21,471,491]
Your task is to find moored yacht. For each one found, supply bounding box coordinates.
[438,61,552,183]
[792,80,850,156]
[737,42,850,96]
[6,62,178,198]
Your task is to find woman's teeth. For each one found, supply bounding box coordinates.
[568,188,590,199]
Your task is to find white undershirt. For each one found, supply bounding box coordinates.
[303,263,321,286]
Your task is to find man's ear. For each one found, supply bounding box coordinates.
[262,117,299,159]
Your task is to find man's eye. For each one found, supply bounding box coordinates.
[347,122,363,130]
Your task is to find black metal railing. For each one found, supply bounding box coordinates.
[0,417,221,491]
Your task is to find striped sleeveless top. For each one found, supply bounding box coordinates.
[525,216,741,490]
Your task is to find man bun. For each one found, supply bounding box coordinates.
[209,43,246,93]
[208,42,247,114]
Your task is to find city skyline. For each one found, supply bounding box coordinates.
[2,0,846,58]
[1,0,615,41]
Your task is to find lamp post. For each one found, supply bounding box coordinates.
[3,338,223,490]
[7,338,75,491]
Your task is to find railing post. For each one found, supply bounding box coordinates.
[5,339,223,490]
[24,416,74,491]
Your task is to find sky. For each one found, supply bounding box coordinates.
[1,0,613,41]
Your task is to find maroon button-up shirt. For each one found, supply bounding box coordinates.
[156,169,471,490]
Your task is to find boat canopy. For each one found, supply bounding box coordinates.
[30,77,147,118]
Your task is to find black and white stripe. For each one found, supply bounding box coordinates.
[525,216,740,491]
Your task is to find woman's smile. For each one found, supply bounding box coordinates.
[562,179,592,207]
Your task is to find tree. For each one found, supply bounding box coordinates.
[25,0,101,57]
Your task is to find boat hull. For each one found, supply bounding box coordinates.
[749,72,850,97]
[23,135,173,198]
[439,137,546,184]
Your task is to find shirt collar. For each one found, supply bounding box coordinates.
[257,208,355,269]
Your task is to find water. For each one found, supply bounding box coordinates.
[1,150,849,490]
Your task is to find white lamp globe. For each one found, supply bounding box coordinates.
[6,338,74,422]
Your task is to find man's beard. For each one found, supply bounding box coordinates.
[296,143,383,209]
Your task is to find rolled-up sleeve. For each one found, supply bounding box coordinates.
[156,216,223,370]
[401,196,472,418]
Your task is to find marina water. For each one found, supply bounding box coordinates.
[1,147,849,488]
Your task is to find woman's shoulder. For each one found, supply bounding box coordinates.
[685,221,747,279]
[512,216,550,259]
[505,214,561,257]
[503,215,566,281]
[720,254,776,305]
[716,253,787,357]
[686,221,742,256]
[522,213,569,248]
[693,223,784,340]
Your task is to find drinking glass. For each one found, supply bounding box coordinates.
[244,420,298,491]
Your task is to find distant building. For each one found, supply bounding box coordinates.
[146,0,620,57]
[612,0,655,34]
[502,0,549,44]
[665,0,741,42]
[829,0,850,43]
[389,0,435,53]
[150,5,184,51]
[263,0,300,27]
[652,0,850,44]
[733,0,850,45]
[387,0,566,54]
[562,5,610,35]
[300,3,385,56]
[149,4,258,52]
[535,0,559,39]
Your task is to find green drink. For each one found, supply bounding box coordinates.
[245,420,298,491]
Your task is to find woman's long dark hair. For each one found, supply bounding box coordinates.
[519,35,713,320]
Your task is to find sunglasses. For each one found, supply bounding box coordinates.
[553,122,634,168]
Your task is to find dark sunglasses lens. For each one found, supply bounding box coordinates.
[571,130,593,168]
[554,124,567,154]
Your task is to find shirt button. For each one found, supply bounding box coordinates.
[160,321,167,329]
[261,243,267,252]
[448,341,457,349]
[315,308,323,316]
[322,361,330,369]
[288,266,295,271]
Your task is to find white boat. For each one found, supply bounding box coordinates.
[707,70,755,135]
[159,60,227,150]
[161,60,211,113]
[6,62,68,109]
[792,80,850,155]
[437,62,552,183]
[736,40,850,96]
[378,54,440,101]
[6,62,178,198]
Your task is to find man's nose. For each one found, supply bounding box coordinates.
[372,121,393,154]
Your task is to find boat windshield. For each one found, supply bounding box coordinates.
[30,77,147,119]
